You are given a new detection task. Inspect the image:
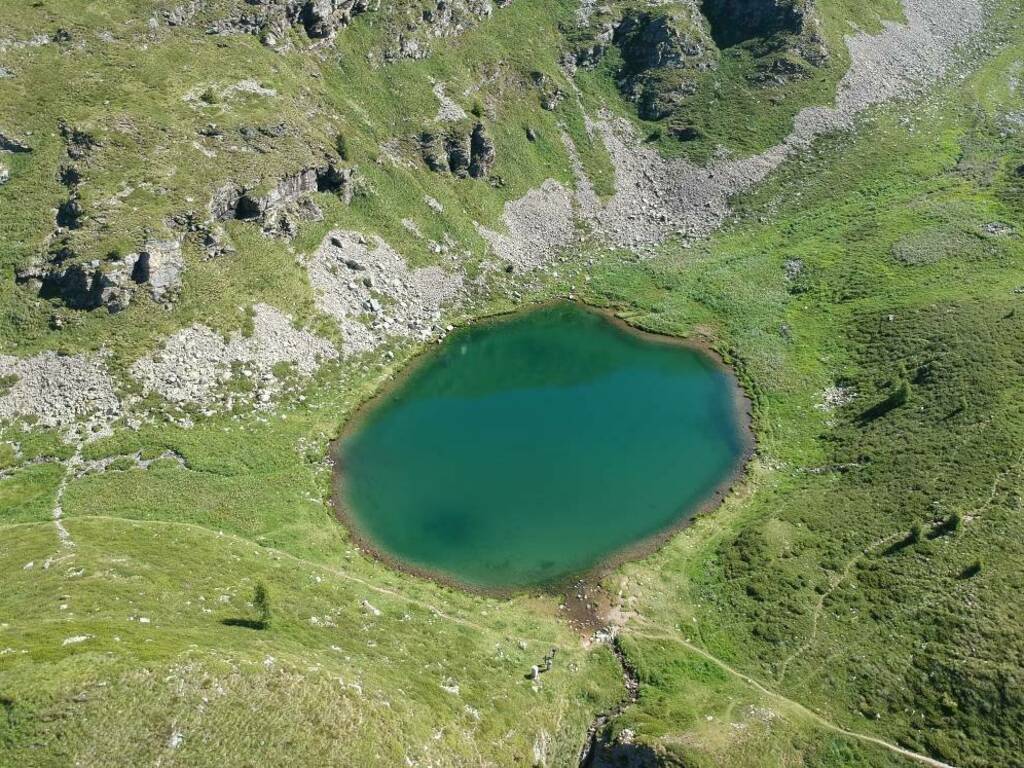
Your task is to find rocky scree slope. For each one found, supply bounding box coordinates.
[0,0,987,433]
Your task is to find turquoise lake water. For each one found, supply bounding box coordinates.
[337,303,747,589]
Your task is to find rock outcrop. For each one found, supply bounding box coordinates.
[130,238,186,302]
[612,6,718,121]
[59,122,98,161]
[615,7,714,72]
[701,0,803,48]
[211,162,354,235]
[700,0,828,69]
[0,131,31,153]
[378,0,510,61]
[420,123,495,178]
[469,123,496,177]
[17,236,185,314]
[198,0,509,56]
[206,0,370,44]
[573,0,827,131]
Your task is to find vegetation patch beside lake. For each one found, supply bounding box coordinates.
[336,303,750,589]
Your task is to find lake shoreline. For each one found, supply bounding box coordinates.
[329,299,756,611]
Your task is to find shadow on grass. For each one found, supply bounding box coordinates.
[221,618,267,630]
[883,532,919,556]
[858,381,911,425]
[958,562,982,580]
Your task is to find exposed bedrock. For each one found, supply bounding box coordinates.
[0,131,32,153]
[206,0,370,42]
[17,237,184,314]
[700,0,828,69]
[612,7,717,121]
[486,0,984,266]
[59,121,98,161]
[210,162,354,234]
[378,0,511,61]
[202,0,503,54]
[469,123,496,178]
[615,8,715,73]
[700,0,805,48]
[581,0,826,127]
[420,123,495,178]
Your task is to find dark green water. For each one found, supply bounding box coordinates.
[337,303,747,589]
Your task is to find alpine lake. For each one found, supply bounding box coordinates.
[336,303,750,590]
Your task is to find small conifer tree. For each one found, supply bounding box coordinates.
[253,582,272,629]
[947,510,963,533]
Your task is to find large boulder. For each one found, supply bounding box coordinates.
[132,237,186,302]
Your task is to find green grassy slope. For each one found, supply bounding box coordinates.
[0,518,621,767]
[587,10,1024,765]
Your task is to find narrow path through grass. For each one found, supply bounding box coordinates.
[627,624,959,768]
[42,513,578,650]
[776,531,902,683]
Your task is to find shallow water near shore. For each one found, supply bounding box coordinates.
[336,303,748,589]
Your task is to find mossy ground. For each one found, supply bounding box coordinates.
[2,0,1023,766]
